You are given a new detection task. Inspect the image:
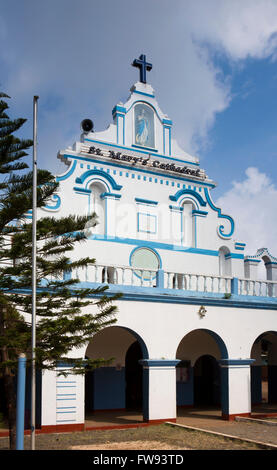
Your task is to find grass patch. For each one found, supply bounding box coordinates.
[0,424,264,450]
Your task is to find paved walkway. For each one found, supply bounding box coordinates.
[176,406,277,447]
[85,405,277,447]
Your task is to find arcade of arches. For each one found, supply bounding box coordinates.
[83,326,277,425]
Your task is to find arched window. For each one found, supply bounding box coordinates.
[182,201,196,247]
[89,182,106,235]
[218,246,231,276]
[134,103,155,149]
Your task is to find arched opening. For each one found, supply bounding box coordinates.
[218,246,231,277]
[84,326,148,426]
[125,341,143,410]
[134,102,155,149]
[89,182,106,235]
[176,328,228,419]
[251,331,277,413]
[194,355,221,406]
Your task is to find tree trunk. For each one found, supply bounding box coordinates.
[0,305,17,449]
[3,372,16,449]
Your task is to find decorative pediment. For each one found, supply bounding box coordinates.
[245,248,277,264]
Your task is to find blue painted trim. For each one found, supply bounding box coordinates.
[112,105,127,116]
[139,359,180,367]
[135,197,158,206]
[192,209,208,217]
[132,143,158,152]
[143,367,149,421]
[88,234,245,258]
[225,253,245,259]
[204,188,235,239]
[129,245,162,269]
[82,139,200,167]
[169,205,183,212]
[132,89,155,98]
[221,364,229,416]
[199,329,229,358]
[75,169,122,191]
[7,284,277,310]
[231,277,239,295]
[244,259,261,264]
[156,269,164,289]
[179,195,199,210]
[56,159,77,181]
[127,99,158,118]
[44,194,61,211]
[162,118,173,126]
[219,359,255,366]
[100,192,122,199]
[170,189,207,207]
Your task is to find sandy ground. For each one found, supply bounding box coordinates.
[71,440,188,450]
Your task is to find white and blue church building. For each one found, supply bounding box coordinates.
[37,55,277,432]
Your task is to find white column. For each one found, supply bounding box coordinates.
[265,262,277,281]
[244,259,261,279]
[169,206,183,245]
[140,359,179,423]
[219,359,255,420]
[101,193,121,239]
[41,369,56,429]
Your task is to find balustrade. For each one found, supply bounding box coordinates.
[65,264,277,298]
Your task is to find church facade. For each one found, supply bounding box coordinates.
[39,55,277,432]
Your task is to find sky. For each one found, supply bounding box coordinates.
[1,0,277,258]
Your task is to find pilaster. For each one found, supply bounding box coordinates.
[139,359,180,423]
[219,359,255,420]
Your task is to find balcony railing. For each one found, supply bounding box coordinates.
[67,264,277,299]
[238,278,277,298]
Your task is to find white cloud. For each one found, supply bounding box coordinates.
[186,0,277,61]
[216,167,277,259]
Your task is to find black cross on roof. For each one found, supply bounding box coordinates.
[132,54,152,84]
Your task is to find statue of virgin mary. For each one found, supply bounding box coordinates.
[136,109,149,146]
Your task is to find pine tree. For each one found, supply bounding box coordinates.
[0,93,118,449]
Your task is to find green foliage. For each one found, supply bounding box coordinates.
[224,293,232,299]
[0,92,118,377]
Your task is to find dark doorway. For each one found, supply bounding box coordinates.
[125,341,143,410]
[85,356,94,413]
[194,355,220,406]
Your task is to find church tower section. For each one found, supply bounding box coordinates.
[52,54,244,282]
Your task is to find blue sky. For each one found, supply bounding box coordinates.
[1,0,277,257]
